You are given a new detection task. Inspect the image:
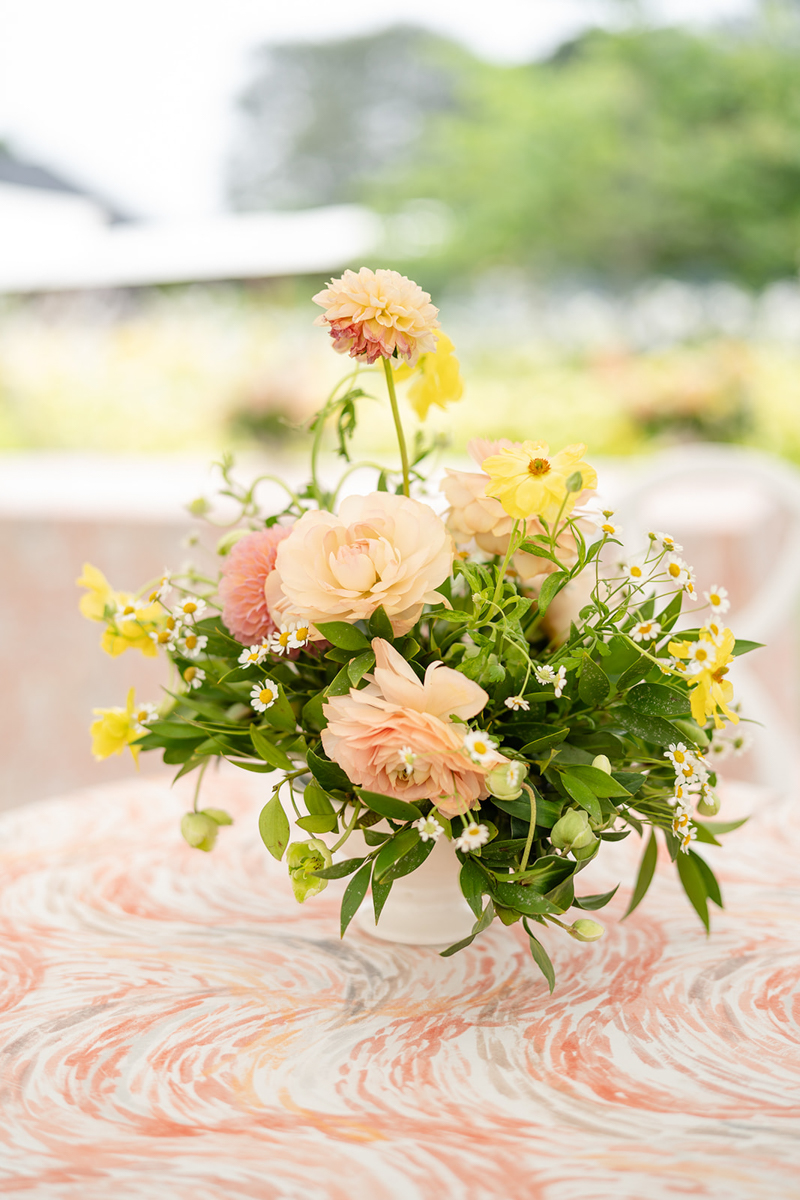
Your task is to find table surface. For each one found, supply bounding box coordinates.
[1,770,798,1200]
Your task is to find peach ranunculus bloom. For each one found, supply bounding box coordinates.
[312,267,439,367]
[440,440,591,588]
[322,638,508,818]
[219,526,291,645]
[265,492,453,636]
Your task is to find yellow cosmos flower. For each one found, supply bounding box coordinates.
[77,561,161,658]
[90,687,141,763]
[481,441,597,522]
[669,626,739,729]
[394,332,464,420]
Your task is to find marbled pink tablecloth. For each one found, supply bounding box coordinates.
[0,772,798,1199]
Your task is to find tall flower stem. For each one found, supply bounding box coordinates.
[382,358,410,497]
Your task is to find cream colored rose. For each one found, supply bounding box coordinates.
[265,492,453,635]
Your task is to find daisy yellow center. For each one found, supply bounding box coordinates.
[694,647,710,662]
[630,566,643,578]
[473,740,488,755]
[185,635,197,649]
[156,631,171,644]
[166,617,176,631]
[259,688,272,704]
[674,750,686,763]
[528,456,551,477]
[278,631,291,647]
[711,593,721,605]
[640,623,652,634]
[668,563,681,578]
[296,627,309,641]
[184,667,197,682]
[121,605,136,616]
[183,602,197,614]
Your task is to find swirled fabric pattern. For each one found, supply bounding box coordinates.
[0,772,798,1199]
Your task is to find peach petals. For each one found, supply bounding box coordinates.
[322,638,507,818]
[312,267,440,367]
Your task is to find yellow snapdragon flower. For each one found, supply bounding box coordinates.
[77,562,161,658]
[394,332,464,420]
[90,687,142,763]
[668,626,739,729]
[482,441,597,522]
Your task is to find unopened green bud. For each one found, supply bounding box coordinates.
[181,812,219,852]
[591,754,612,774]
[186,497,212,517]
[572,838,599,861]
[569,918,605,942]
[216,528,251,556]
[565,471,583,493]
[697,792,721,816]
[286,838,333,903]
[551,809,594,851]
[671,717,710,750]
[486,761,528,801]
[200,808,233,826]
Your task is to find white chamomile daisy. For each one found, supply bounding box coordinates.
[182,666,206,690]
[664,556,695,591]
[463,730,497,766]
[598,517,621,537]
[115,598,146,623]
[673,781,699,807]
[631,619,662,643]
[396,746,418,779]
[655,531,683,553]
[131,702,159,732]
[504,695,530,711]
[172,596,207,624]
[665,742,692,769]
[454,822,491,853]
[270,623,311,655]
[149,617,181,652]
[147,574,171,603]
[672,806,692,837]
[701,618,725,645]
[679,826,698,853]
[686,640,715,675]
[238,643,268,668]
[534,663,568,698]
[414,815,444,843]
[178,631,208,659]
[622,560,648,586]
[704,584,730,615]
[250,679,279,712]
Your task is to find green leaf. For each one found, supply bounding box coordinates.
[522,919,556,994]
[304,783,335,817]
[340,862,372,936]
[627,683,691,718]
[567,764,632,798]
[380,836,436,883]
[700,817,749,836]
[306,747,352,793]
[371,876,393,923]
[692,823,722,847]
[578,655,611,706]
[460,859,487,919]
[367,606,394,641]
[519,728,569,756]
[296,814,338,834]
[611,772,646,795]
[614,705,681,747]
[574,884,619,910]
[228,759,274,773]
[536,572,568,617]
[733,639,764,657]
[615,657,654,691]
[347,651,376,686]
[147,720,207,740]
[302,693,327,732]
[355,789,422,822]
[250,727,294,771]
[560,772,602,824]
[258,795,290,861]
[676,848,710,932]
[689,850,723,908]
[373,828,420,881]
[162,742,203,764]
[314,621,371,652]
[622,830,657,919]
[491,881,563,916]
[326,665,354,697]
[440,899,495,957]
[657,590,683,632]
[312,856,367,880]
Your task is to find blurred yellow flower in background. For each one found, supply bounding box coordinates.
[90,687,141,763]
[482,440,597,522]
[668,627,739,729]
[77,561,161,657]
[394,332,464,420]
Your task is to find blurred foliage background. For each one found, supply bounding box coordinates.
[4,3,800,462]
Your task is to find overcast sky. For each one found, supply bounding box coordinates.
[0,0,756,220]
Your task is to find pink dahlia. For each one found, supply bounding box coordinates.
[219,526,290,645]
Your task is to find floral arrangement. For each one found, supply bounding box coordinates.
[79,268,756,989]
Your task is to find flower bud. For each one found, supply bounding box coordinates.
[216,528,251,556]
[181,812,219,852]
[286,838,333,903]
[591,754,612,774]
[550,809,594,851]
[186,497,211,517]
[671,717,710,750]
[200,808,233,826]
[486,761,528,801]
[569,918,605,942]
[697,792,721,816]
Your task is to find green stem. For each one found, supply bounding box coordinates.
[330,799,362,853]
[519,783,538,873]
[192,759,209,812]
[382,358,410,497]
[491,519,521,606]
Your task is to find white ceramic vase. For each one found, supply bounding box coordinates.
[345,829,476,946]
